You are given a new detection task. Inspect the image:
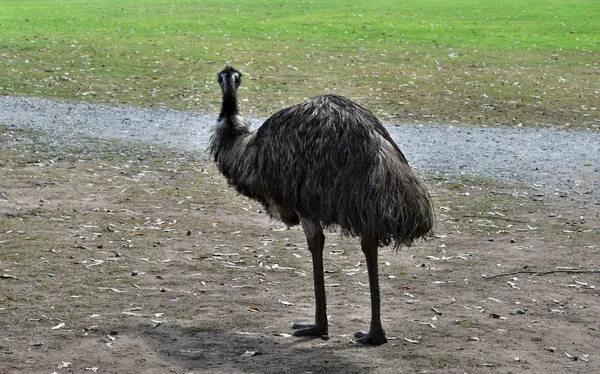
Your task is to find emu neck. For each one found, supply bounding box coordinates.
[219,85,239,119]
[211,77,252,165]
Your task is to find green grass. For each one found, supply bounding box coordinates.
[1,0,598,129]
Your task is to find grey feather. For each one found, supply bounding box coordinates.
[210,66,434,248]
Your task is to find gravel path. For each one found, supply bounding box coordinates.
[1,95,598,198]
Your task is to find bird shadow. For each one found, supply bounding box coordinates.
[135,322,376,374]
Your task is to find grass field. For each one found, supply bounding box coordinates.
[1,0,599,129]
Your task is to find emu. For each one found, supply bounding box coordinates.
[209,66,434,345]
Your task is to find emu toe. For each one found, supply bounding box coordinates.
[354,330,388,346]
[292,323,328,338]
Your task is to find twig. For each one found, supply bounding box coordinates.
[484,269,600,280]
[462,214,529,224]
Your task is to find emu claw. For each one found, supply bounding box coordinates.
[354,330,388,345]
[292,323,328,338]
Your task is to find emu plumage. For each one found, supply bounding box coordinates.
[210,66,434,345]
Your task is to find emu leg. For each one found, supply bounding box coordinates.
[292,219,328,338]
[354,236,387,345]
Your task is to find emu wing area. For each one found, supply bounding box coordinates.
[251,94,431,247]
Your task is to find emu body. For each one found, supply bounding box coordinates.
[210,66,434,345]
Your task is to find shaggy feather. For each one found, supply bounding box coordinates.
[210,66,434,248]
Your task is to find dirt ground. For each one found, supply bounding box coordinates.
[1,136,599,374]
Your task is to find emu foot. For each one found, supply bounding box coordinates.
[292,323,328,338]
[354,330,388,346]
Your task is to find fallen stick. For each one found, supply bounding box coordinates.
[484,269,600,280]
[462,214,529,224]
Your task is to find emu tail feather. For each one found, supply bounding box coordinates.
[326,150,434,249]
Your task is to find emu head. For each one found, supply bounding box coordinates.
[218,66,242,96]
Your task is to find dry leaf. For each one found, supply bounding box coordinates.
[85,259,104,268]
[97,287,127,293]
[122,311,143,317]
[151,320,163,328]
[57,362,72,369]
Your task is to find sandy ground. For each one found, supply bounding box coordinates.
[1,134,598,373]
